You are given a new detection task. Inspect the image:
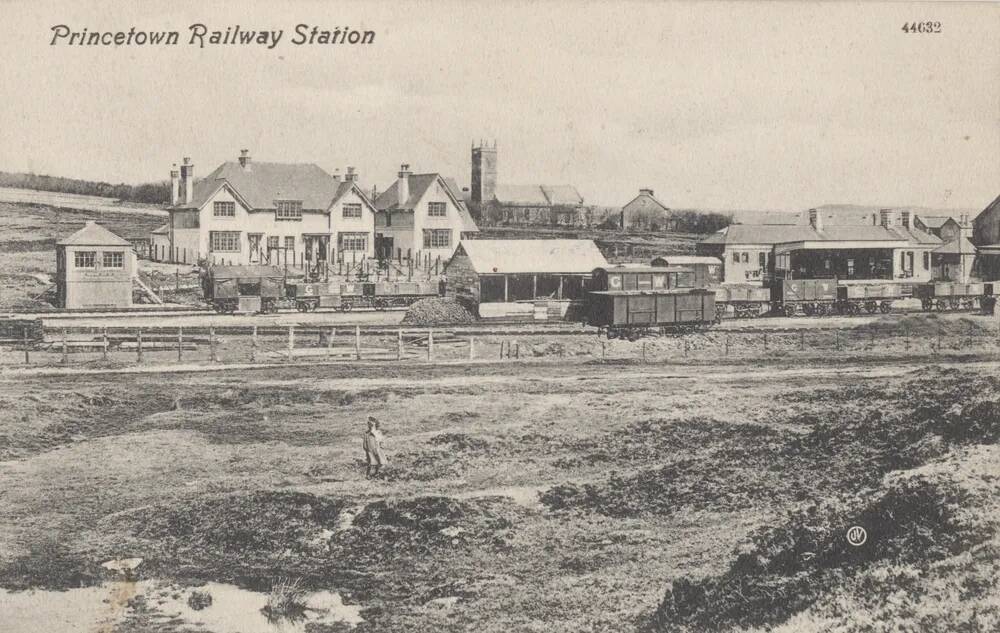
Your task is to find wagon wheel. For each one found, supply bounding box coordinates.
[803,303,815,316]
[935,298,949,311]
[879,301,892,314]
[715,305,728,320]
[948,298,961,311]
[864,300,878,314]
[782,304,795,317]
[921,298,933,311]
[961,298,974,311]
[342,301,353,312]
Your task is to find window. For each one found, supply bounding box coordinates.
[275,200,303,220]
[847,259,856,277]
[343,203,362,219]
[339,232,367,252]
[923,252,930,270]
[732,251,740,264]
[74,251,96,268]
[213,201,236,217]
[428,202,447,217]
[103,251,124,268]
[210,231,240,252]
[267,236,279,249]
[423,229,452,249]
[284,236,295,251]
[741,252,749,264]
[758,252,766,269]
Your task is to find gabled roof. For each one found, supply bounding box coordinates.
[492,184,584,206]
[493,184,550,206]
[172,161,342,211]
[57,221,132,247]
[887,226,942,245]
[934,236,976,255]
[701,224,821,245]
[914,215,954,229]
[451,239,607,274]
[974,194,1000,224]
[623,191,670,212]
[329,179,376,211]
[540,185,584,206]
[375,173,479,232]
[728,210,801,225]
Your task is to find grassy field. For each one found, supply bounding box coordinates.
[0,358,997,632]
[0,199,165,310]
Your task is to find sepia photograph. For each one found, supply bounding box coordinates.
[0,1,998,631]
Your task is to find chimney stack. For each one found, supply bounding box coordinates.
[332,168,341,182]
[880,208,895,228]
[238,149,251,170]
[639,188,654,197]
[169,163,180,206]
[180,157,194,205]
[345,166,358,182]
[900,210,910,229]
[808,208,823,231]
[397,163,411,207]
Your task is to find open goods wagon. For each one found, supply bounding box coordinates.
[289,280,437,312]
[913,282,989,312]
[203,265,285,314]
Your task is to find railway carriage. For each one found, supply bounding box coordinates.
[585,266,717,338]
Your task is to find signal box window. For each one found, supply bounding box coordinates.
[74,251,96,268]
[103,252,124,268]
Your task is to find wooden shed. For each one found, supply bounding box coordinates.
[445,239,607,320]
[56,222,136,309]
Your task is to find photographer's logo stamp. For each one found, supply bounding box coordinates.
[846,526,868,547]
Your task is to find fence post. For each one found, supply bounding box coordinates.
[175,268,180,292]
[251,326,257,363]
[102,327,108,361]
[62,328,68,364]
[137,328,143,363]
[428,329,434,361]
[177,327,183,362]
[515,341,519,359]
[725,334,730,356]
[397,329,403,361]
[499,340,505,360]
[355,325,361,360]
[328,328,335,358]
[469,336,475,360]
[936,327,941,354]
[835,330,840,352]
[210,327,217,362]
[287,326,295,360]
[763,332,767,352]
[799,330,805,351]
[904,328,910,352]
[23,328,29,364]
[642,341,647,362]
[601,340,606,360]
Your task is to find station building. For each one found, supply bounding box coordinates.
[445,239,607,320]
[56,222,136,309]
[697,208,943,285]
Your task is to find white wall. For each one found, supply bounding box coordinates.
[329,187,376,259]
[721,244,772,284]
[413,178,464,259]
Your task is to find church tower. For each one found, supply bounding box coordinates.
[470,140,497,210]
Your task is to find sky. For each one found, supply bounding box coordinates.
[0,0,997,211]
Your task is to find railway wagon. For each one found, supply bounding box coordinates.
[771,278,839,317]
[913,282,987,311]
[586,290,716,338]
[586,266,716,338]
[836,282,903,315]
[714,284,771,319]
[285,281,343,311]
[204,265,285,314]
[286,279,439,312]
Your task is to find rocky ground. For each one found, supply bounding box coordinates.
[0,357,997,632]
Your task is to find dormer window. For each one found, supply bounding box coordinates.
[275,200,303,221]
[428,202,447,217]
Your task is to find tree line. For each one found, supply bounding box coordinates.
[0,171,169,204]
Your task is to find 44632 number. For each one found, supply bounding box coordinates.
[902,21,941,34]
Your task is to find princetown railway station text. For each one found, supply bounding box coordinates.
[49,24,376,49]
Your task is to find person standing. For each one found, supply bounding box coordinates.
[363,416,387,479]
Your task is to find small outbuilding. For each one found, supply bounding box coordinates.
[56,222,136,309]
[445,239,607,320]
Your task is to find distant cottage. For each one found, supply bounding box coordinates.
[619,188,672,231]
